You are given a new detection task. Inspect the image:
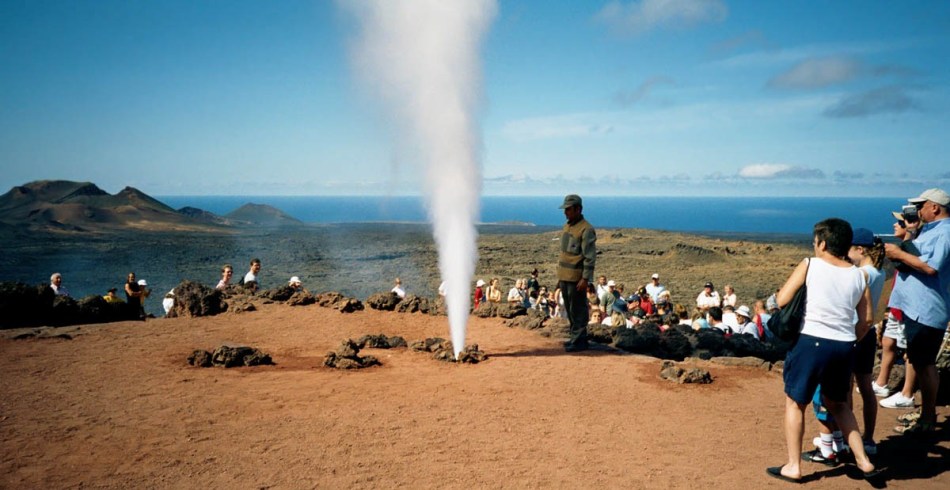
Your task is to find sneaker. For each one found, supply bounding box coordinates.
[871,381,890,397]
[811,436,846,453]
[897,410,921,425]
[880,392,915,409]
[802,448,839,467]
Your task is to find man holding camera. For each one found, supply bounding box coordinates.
[885,188,950,434]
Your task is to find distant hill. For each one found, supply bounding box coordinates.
[0,180,230,233]
[225,203,303,227]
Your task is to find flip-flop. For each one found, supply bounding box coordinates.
[863,467,886,480]
[766,466,802,484]
[802,448,839,467]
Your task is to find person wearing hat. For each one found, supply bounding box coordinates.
[883,188,950,435]
[473,279,485,309]
[735,305,758,338]
[599,279,617,312]
[645,273,666,303]
[696,281,721,311]
[137,279,151,317]
[289,276,303,292]
[557,194,596,352]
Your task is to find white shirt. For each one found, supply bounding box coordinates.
[697,291,721,309]
[722,312,739,331]
[722,293,737,307]
[645,283,666,302]
[244,271,257,284]
[738,321,759,339]
[801,257,866,342]
[507,287,522,303]
[392,285,406,299]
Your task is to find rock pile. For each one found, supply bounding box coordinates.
[324,339,381,369]
[188,344,273,368]
[168,280,228,318]
[659,360,713,384]
[0,282,138,329]
[409,337,488,364]
[355,333,407,349]
[315,292,363,313]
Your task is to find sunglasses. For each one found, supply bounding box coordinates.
[897,219,906,228]
[914,202,926,210]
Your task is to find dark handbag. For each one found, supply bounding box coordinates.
[767,258,810,342]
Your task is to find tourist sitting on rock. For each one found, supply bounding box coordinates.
[473,279,485,309]
[722,304,739,331]
[588,308,606,326]
[636,286,655,316]
[696,282,721,311]
[216,264,233,290]
[137,279,151,317]
[103,287,124,304]
[162,288,175,315]
[392,277,406,299]
[535,285,552,317]
[486,278,502,303]
[50,272,70,297]
[708,306,731,334]
[587,287,602,313]
[243,258,262,292]
[735,305,758,339]
[674,303,691,327]
[507,279,525,305]
[722,284,737,307]
[691,308,710,330]
[599,280,617,311]
[289,276,304,292]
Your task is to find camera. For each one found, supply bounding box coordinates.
[901,204,920,224]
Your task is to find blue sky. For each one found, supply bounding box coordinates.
[1,0,948,197]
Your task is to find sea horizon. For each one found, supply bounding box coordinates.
[158,195,909,238]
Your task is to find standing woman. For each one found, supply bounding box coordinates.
[124,272,144,319]
[847,228,887,454]
[767,219,877,483]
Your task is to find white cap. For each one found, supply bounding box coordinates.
[476,279,486,287]
[651,273,659,279]
[289,276,301,285]
[607,280,616,287]
[137,279,147,286]
[908,188,950,206]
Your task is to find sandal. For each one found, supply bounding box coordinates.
[894,420,935,434]
[896,410,921,424]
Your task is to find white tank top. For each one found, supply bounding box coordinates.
[800,257,867,342]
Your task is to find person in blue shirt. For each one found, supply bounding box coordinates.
[885,188,950,435]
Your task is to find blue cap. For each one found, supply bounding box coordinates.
[852,228,875,247]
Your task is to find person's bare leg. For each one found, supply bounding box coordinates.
[915,363,939,424]
[901,359,917,398]
[875,336,896,388]
[855,373,877,437]
[783,396,805,479]
[826,400,875,473]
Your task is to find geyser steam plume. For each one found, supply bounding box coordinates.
[341,1,497,357]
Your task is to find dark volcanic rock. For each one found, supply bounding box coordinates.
[169,281,227,318]
[315,292,364,313]
[324,339,380,369]
[494,303,526,319]
[188,345,273,368]
[356,334,407,349]
[287,291,315,306]
[613,325,660,355]
[395,294,432,314]
[506,314,545,331]
[260,285,296,302]
[586,323,615,344]
[367,292,401,311]
[659,360,713,384]
[541,317,571,338]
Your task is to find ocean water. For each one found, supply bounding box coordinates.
[158,195,907,237]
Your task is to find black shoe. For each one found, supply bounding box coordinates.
[802,448,839,467]
[564,342,589,352]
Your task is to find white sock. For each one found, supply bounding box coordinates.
[819,432,835,458]
[832,430,845,452]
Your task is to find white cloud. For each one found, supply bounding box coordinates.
[768,56,863,90]
[738,164,824,179]
[594,0,727,36]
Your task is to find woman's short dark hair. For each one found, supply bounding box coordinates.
[814,218,853,258]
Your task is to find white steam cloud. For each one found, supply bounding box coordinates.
[341,0,497,357]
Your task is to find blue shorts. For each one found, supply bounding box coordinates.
[784,334,856,405]
[905,317,945,367]
[853,332,876,375]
